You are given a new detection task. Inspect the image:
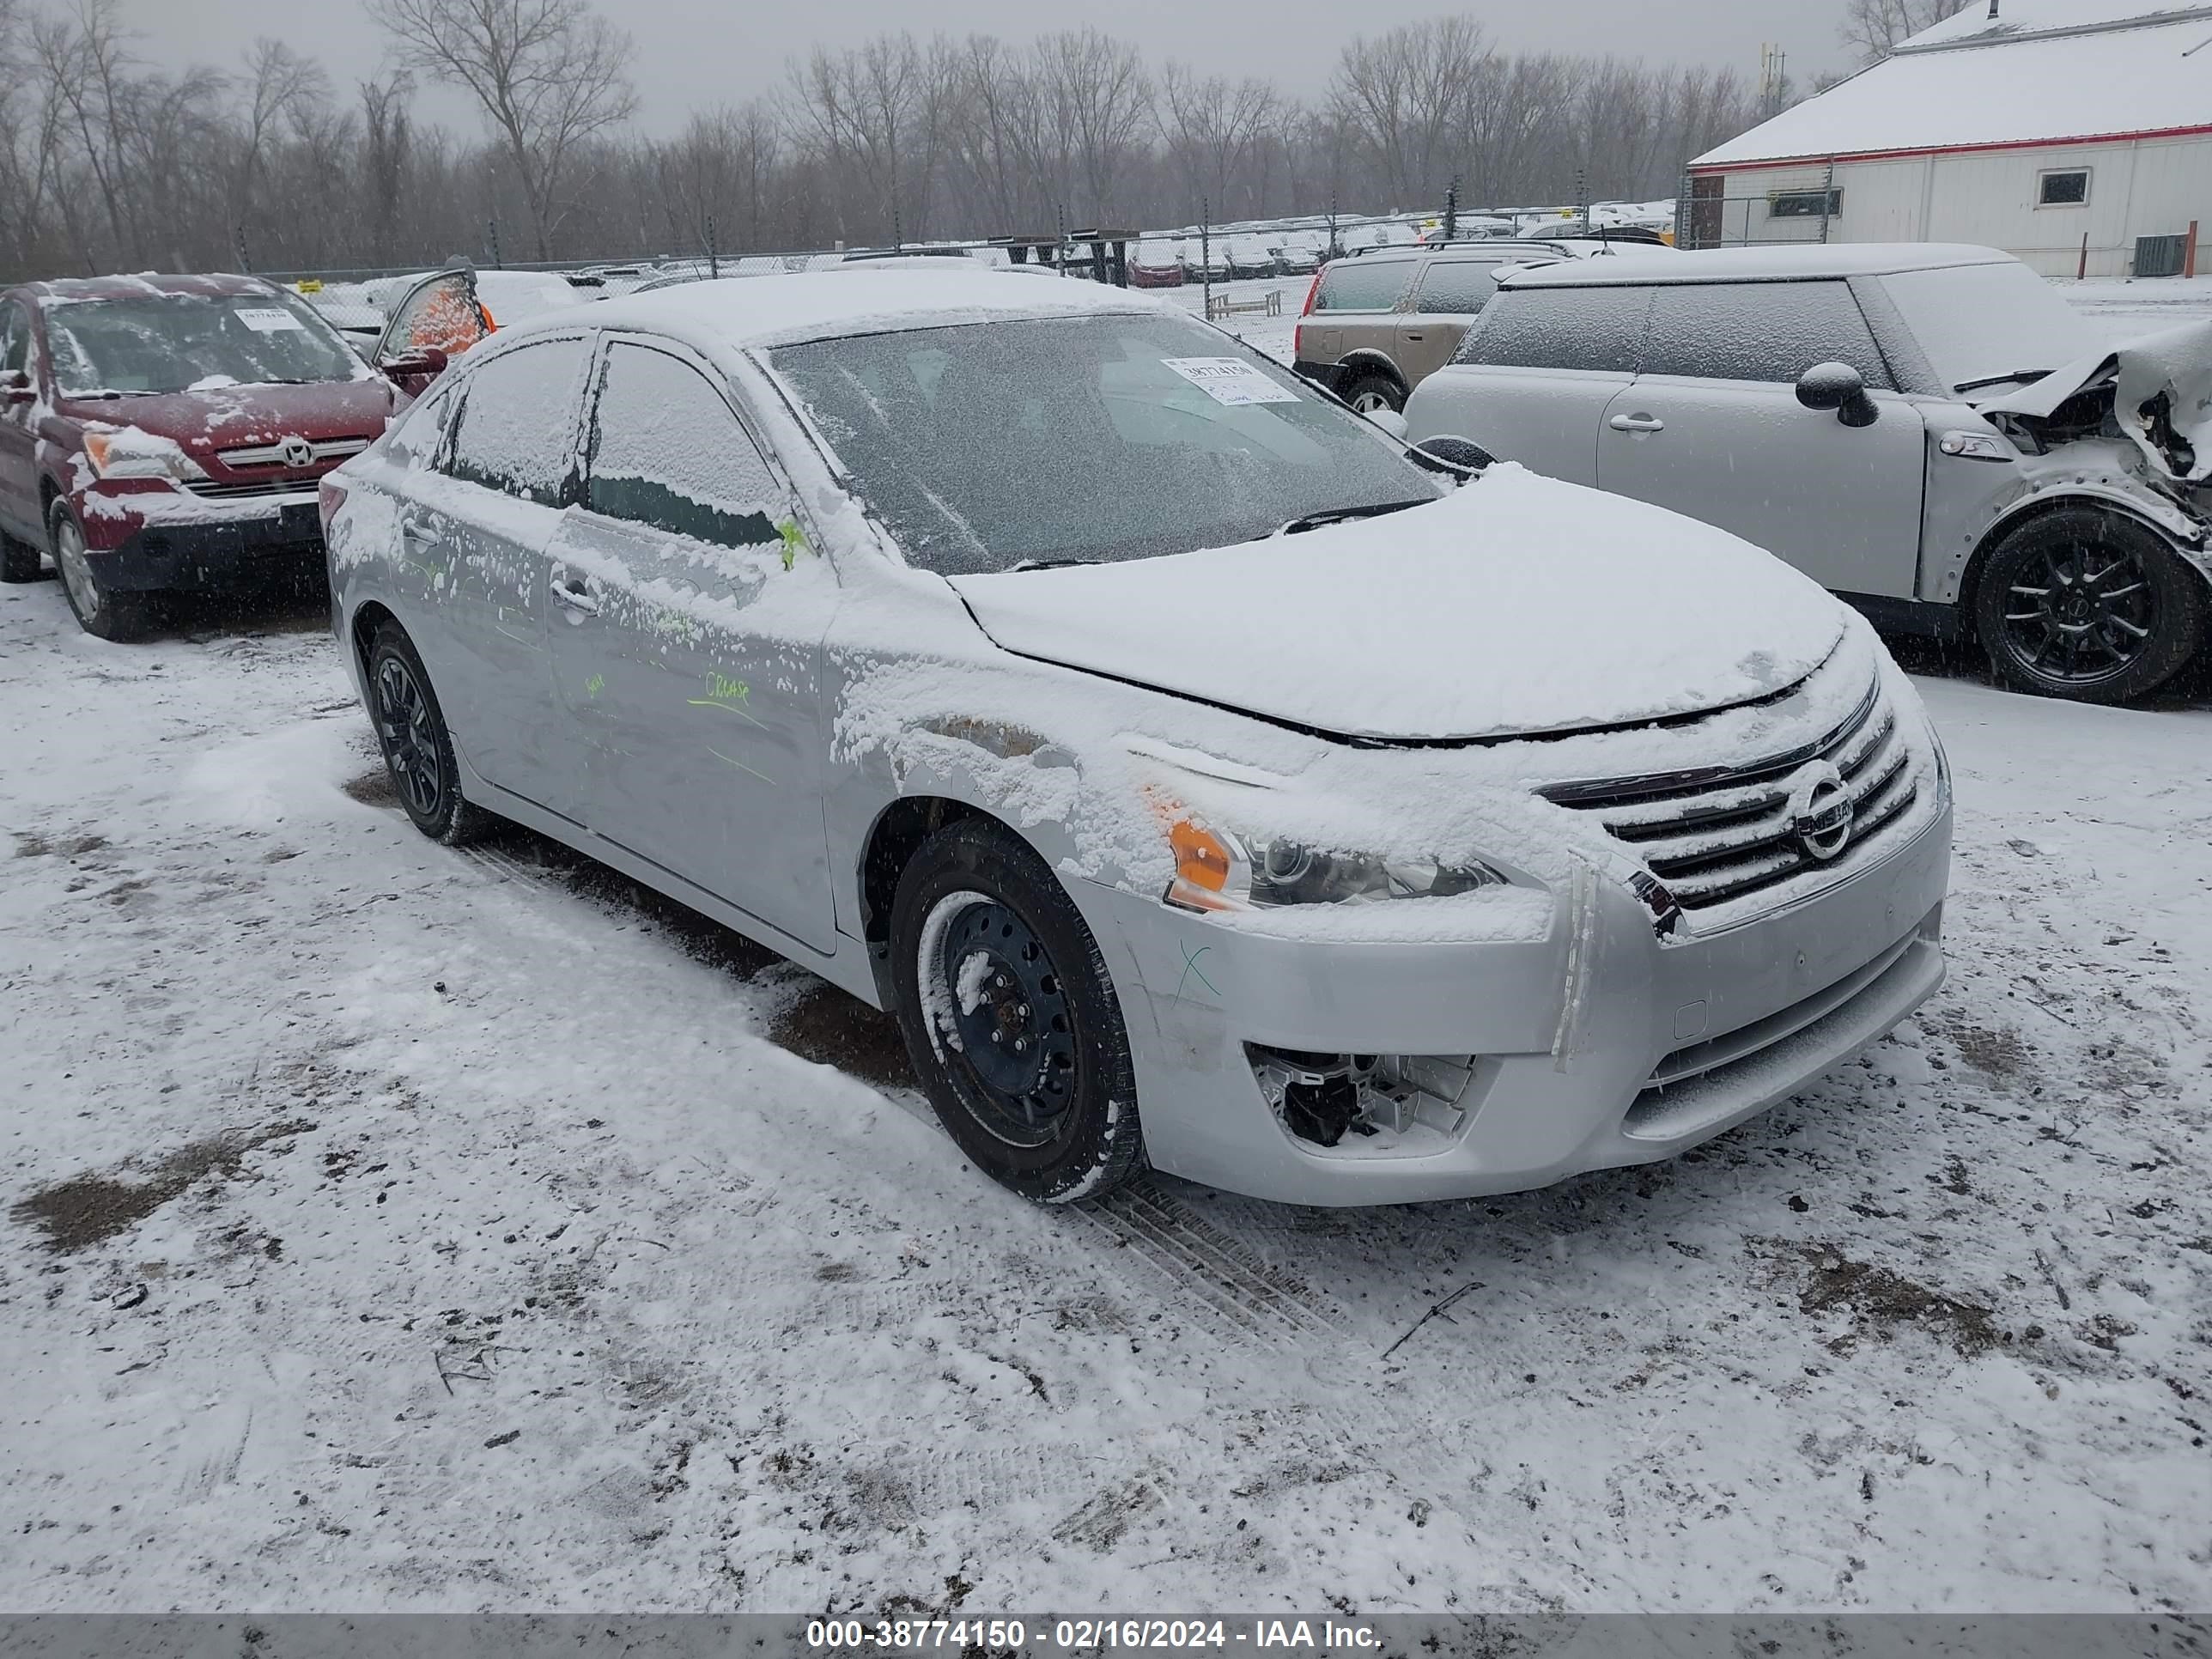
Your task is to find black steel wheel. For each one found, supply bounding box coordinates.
[890,818,1144,1203]
[365,623,489,844]
[1975,506,2207,705]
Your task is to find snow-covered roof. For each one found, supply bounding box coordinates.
[1499,243,2014,285]
[504,269,1172,352]
[1692,4,2212,170]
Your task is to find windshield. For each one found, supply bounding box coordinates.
[1879,262,2105,393]
[45,293,362,397]
[769,313,1441,574]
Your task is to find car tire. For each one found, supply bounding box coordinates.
[49,502,154,641]
[0,530,40,583]
[1341,372,1406,416]
[1973,506,2208,705]
[364,622,491,845]
[889,818,1145,1204]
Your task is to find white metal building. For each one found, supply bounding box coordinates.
[1685,2,2212,278]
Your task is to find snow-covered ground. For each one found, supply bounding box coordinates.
[3,544,2210,1613]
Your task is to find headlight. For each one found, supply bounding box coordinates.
[82,427,207,483]
[1166,818,1505,912]
[1936,429,2013,463]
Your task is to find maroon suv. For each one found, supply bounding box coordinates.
[0,273,409,639]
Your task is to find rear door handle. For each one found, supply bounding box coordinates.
[1402,331,1425,341]
[1608,413,1665,434]
[551,571,600,619]
[400,514,440,545]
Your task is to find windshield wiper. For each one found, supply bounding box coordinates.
[1954,368,2056,394]
[1009,557,1102,572]
[1275,499,1432,537]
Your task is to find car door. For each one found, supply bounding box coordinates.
[1394,258,1501,389]
[541,335,840,951]
[1407,283,1654,484]
[398,332,593,807]
[0,300,39,540]
[374,270,493,398]
[1596,280,1925,599]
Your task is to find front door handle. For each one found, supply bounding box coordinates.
[400,514,440,545]
[1608,413,1666,434]
[1402,331,1425,342]
[551,573,600,619]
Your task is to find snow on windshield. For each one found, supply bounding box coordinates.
[45,294,362,397]
[769,313,1439,574]
[1880,262,2103,393]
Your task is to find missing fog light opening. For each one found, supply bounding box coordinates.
[1248,1045,1476,1150]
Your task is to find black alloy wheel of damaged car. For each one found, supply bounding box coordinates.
[49,501,154,641]
[366,623,490,845]
[890,818,1146,1203]
[1975,505,2209,705]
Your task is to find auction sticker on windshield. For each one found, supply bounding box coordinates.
[1161,357,1300,406]
[232,307,307,332]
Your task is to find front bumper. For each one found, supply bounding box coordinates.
[1072,796,1952,1206]
[79,487,325,593]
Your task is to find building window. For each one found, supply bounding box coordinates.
[1769,188,1844,219]
[2039,168,2090,207]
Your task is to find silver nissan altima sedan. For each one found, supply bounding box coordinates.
[323,270,1952,1207]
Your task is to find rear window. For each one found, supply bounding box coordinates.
[1412,261,1501,316]
[1454,286,1652,373]
[1641,281,1893,388]
[1312,258,1413,313]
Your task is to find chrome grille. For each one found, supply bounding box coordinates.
[216,435,373,469]
[182,478,319,501]
[1542,680,1922,912]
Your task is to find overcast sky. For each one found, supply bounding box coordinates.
[125,0,1856,134]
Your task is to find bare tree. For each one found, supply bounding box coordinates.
[1840,0,1973,63]
[365,0,636,259]
[234,39,325,237]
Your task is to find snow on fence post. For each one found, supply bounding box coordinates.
[707,215,719,280]
[1820,161,1834,246]
[1200,198,1212,323]
[2188,221,2201,281]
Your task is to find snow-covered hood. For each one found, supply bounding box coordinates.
[1975,318,2212,485]
[55,376,397,449]
[948,465,1849,744]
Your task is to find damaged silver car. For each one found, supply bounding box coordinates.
[324,270,1951,1207]
[1405,244,2212,704]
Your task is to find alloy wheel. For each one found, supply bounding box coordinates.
[373,653,445,820]
[1351,388,1395,414]
[2000,534,2157,687]
[52,517,100,621]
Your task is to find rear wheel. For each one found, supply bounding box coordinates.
[364,623,489,845]
[889,819,1145,1204]
[1341,371,1405,416]
[50,503,153,641]
[1973,506,2206,704]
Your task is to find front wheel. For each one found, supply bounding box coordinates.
[50,504,153,641]
[1973,506,2207,704]
[889,820,1145,1203]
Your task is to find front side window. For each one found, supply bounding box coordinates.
[771,313,1440,575]
[2039,169,2090,207]
[442,337,591,506]
[1312,258,1415,313]
[0,302,27,374]
[1641,281,1893,388]
[585,343,784,549]
[386,273,491,359]
[42,292,362,396]
[1453,286,1653,373]
[1413,261,1501,316]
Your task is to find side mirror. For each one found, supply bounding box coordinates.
[1796,362,1880,428]
[2,368,32,404]
[1365,407,1409,441]
[378,345,449,382]
[1411,434,1493,480]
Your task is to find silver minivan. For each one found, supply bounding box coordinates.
[326,270,1950,1208]
[1406,244,2212,704]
